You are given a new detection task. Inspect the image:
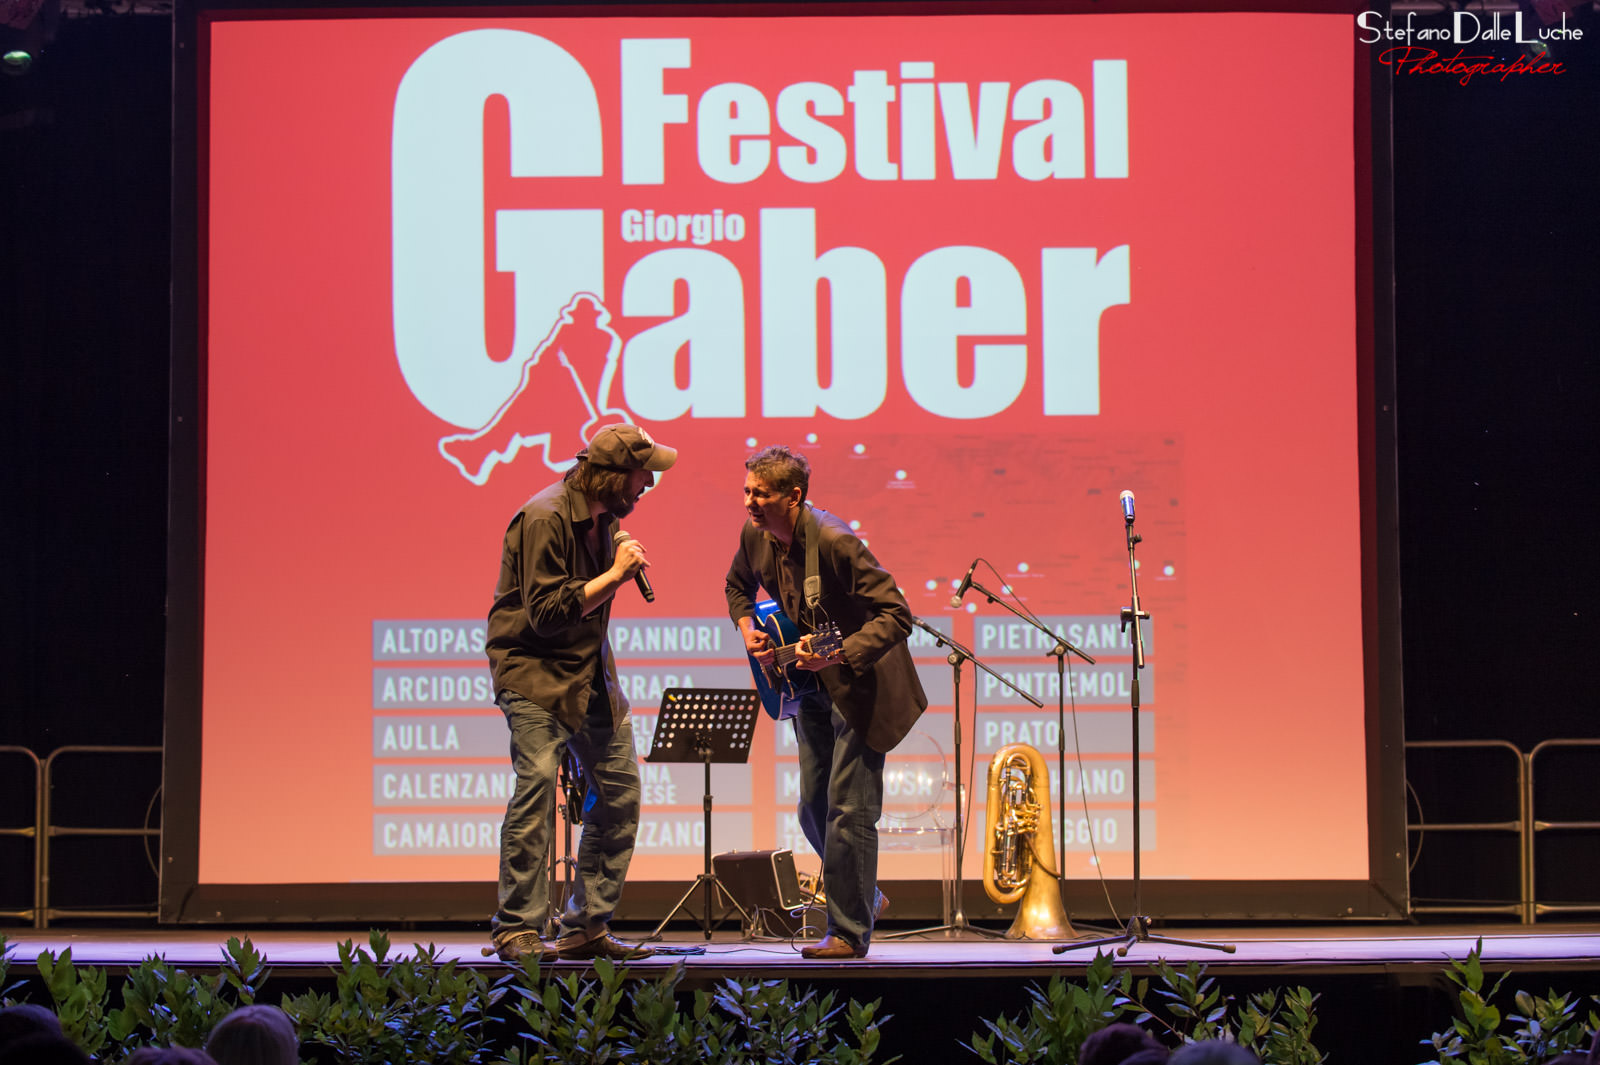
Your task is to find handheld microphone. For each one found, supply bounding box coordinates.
[1119,490,1136,525]
[612,529,655,603]
[949,558,980,608]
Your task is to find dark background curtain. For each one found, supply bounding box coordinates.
[2,10,1596,916]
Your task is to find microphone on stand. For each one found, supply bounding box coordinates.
[612,529,655,603]
[949,558,980,608]
[1119,490,1136,525]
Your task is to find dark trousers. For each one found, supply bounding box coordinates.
[793,691,886,947]
[491,688,640,942]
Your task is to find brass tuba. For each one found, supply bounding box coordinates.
[982,743,1074,940]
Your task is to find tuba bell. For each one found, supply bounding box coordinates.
[982,743,1074,940]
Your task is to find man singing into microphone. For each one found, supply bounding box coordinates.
[726,445,927,958]
[486,424,677,962]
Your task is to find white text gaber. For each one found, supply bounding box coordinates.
[392,31,1133,429]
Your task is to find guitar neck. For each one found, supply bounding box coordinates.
[772,628,841,668]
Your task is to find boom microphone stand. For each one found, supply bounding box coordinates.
[963,577,1096,902]
[1055,495,1234,957]
[882,616,1043,940]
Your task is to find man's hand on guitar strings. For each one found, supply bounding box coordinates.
[794,634,845,672]
[741,622,776,668]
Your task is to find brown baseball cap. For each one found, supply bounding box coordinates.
[579,424,678,472]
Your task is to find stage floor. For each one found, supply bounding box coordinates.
[5,923,1598,978]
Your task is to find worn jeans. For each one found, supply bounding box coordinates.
[793,691,886,948]
[491,688,641,943]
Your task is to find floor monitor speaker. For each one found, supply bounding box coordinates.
[711,848,804,911]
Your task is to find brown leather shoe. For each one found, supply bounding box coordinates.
[484,931,552,962]
[801,933,867,959]
[556,932,656,961]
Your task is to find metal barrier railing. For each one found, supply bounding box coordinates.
[1404,739,1530,923]
[0,746,42,923]
[1527,738,1600,919]
[8,737,1595,926]
[39,745,163,928]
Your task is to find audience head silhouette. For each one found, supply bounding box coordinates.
[1169,1041,1260,1065]
[1080,1022,1169,1065]
[204,1005,299,1065]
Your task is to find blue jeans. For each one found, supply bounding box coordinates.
[492,689,640,942]
[794,691,886,947]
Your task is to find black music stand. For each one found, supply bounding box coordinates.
[644,687,762,941]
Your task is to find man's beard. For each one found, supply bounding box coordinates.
[599,483,637,518]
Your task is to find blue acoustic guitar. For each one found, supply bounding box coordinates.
[746,599,846,721]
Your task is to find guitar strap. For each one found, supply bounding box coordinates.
[801,503,823,615]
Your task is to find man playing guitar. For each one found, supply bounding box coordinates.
[724,445,928,958]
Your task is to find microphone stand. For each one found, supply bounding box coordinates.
[882,616,1043,941]
[1054,513,1234,957]
[966,578,1096,907]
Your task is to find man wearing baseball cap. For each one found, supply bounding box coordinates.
[485,424,677,962]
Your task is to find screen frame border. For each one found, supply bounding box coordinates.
[162,0,1406,924]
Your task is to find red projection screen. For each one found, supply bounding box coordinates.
[162,1,1406,922]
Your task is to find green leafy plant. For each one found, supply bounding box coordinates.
[1,932,24,1005]
[607,962,708,1065]
[965,950,1325,1065]
[104,937,273,1054]
[106,954,229,1050]
[1136,958,1325,1063]
[1146,958,1230,1044]
[1419,939,1598,1065]
[0,933,34,1008]
[36,946,113,1060]
[290,930,411,1064]
[218,935,273,1006]
[491,955,895,1065]
[1507,988,1594,1064]
[393,941,506,1064]
[965,950,1146,1064]
[1236,987,1325,1065]
[828,995,898,1065]
[283,929,505,1065]
[708,974,852,1064]
[498,953,630,1064]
